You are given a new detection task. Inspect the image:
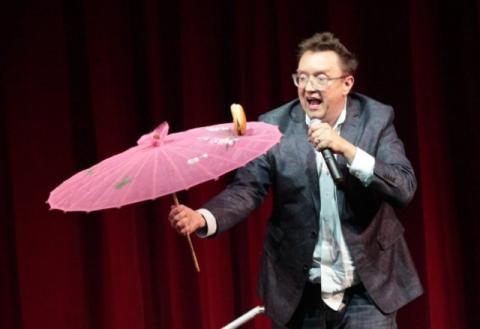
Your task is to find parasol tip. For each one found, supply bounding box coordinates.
[137,122,170,146]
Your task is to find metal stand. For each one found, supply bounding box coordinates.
[221,305,265,329]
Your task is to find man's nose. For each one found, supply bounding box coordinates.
[304,78,318,91]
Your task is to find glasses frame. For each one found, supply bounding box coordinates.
[292,73,348,89]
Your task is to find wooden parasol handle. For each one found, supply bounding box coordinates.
[173,193,200,272]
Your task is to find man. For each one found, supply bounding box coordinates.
[169,32,423,328]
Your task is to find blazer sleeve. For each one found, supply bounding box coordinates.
[202,150,273,235]
[366,106,417,208]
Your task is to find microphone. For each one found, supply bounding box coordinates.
[309,118,345,185]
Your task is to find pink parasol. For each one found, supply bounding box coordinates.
[47,119,282,270]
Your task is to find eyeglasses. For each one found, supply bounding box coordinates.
[292,73,347,89]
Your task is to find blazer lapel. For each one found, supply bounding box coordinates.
[339,95,362,167]
[337,95,362,219]
[290,104,320,219]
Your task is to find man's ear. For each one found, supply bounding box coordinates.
[343,76,354,95]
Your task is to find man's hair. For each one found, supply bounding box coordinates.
[297,32,358,75]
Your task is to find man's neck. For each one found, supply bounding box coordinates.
[325,98,347,127]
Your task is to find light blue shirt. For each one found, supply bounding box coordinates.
[306,104,374,310]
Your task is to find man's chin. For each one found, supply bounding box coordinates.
[304,107,325,120]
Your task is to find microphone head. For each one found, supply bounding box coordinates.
[308,117,322,126]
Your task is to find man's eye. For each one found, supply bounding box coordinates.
[316,75,328,82]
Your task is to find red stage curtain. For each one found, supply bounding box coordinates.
[1,1,479,328]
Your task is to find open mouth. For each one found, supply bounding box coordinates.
[306,97,322,109]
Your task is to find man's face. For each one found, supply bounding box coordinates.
[296,50,354,124]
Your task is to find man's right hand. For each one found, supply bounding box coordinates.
[168,204,206,236]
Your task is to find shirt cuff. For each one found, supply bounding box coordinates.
[196,208,217,237]
[348,147,375,186]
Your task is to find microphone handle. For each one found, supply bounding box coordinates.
[309,117,344,185]
[321,148,344,185]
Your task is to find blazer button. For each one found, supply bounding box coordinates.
[303,265,309,273]
[310,231,317,239]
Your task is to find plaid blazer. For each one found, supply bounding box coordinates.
[204,92,423,325]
